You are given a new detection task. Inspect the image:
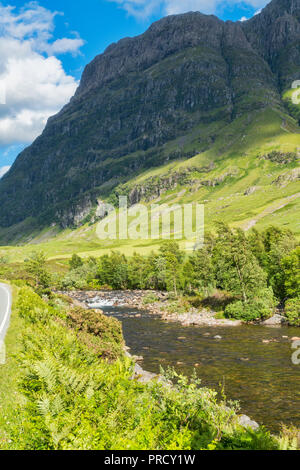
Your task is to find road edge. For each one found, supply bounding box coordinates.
[0,283,12,344]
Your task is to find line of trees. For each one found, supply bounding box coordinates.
[25,224,300,323]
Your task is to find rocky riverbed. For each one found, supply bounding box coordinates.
[61,289,288,328]
[61,289,243,326]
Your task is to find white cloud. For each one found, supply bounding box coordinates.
[109,0,269,19]
[0,2,84,146]
[0,165,10,178]
[44,37,85,56]
[109,0,162,20]
[165,0,218,15]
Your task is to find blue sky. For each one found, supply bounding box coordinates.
[0,0,270,176]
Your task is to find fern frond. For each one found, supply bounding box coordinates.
[37,396,51,416]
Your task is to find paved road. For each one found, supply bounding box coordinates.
[0,283,12,344]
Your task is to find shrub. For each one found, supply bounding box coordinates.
[67,306,124,360]
[59,261,99,290]
[285,298,300,326]
[166,297,191,314]
[225,289,275,322]
[16,287,54,324]
[24,251,51,289]
[225,301,245,320]
[69,254,83,270]
[214,311,226,320]
[10,279,29,288]
[142,292,159,305]
[87,279,103,290]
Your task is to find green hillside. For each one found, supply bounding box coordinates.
[0,2,300,258]
[0,104,299,263]
[1,2,300,236]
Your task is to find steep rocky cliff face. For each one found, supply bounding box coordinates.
[0,0,299,229]
[243,0,300,88]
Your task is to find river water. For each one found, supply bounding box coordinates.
[86,295,300,432]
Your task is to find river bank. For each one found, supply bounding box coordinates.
[57,289,300,431]
[126,351,261,431]
[63,289,263,431]
[61,289,293,329]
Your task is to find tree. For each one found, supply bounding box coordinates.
[262,226,296,254]
[248,226,298,300]
[213,224,267,303]
[182,259,194,294]
[97,252,128,289]
[188,234,216,296]
[128,253,151,289]
[248,228,268,268]
[69,254,84,270]
[158,241,184,296]
[280,247,300,299]
[259,227,297,296]
[25,251,51,289]
[145,252,167,291]
[285,297,300,326]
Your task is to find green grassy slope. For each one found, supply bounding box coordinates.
[0,106,299,263]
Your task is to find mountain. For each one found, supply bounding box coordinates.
[0,0,300,243]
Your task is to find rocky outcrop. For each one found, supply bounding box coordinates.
[242,0,300,88]
[124,166,237,205]
[244,186,258,196]
[273,168,300,186]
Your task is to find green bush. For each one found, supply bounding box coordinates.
[225,289,275,322]
[285,298,300,326]
[10,279,29,288]
[87,279,103,289]
[142,292,159,304]
[69,254,83,270]
[67,306,124,360]
[16,287,54,324]
[224,301,266,322]
[166,297,191,314]
[225,301,245,320]
[225,299,272,322]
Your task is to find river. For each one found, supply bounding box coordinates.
[84,293,300,432]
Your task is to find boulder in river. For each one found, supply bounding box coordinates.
[262,314,285,326]
[238,414,259,431]
[133,363,157,383]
